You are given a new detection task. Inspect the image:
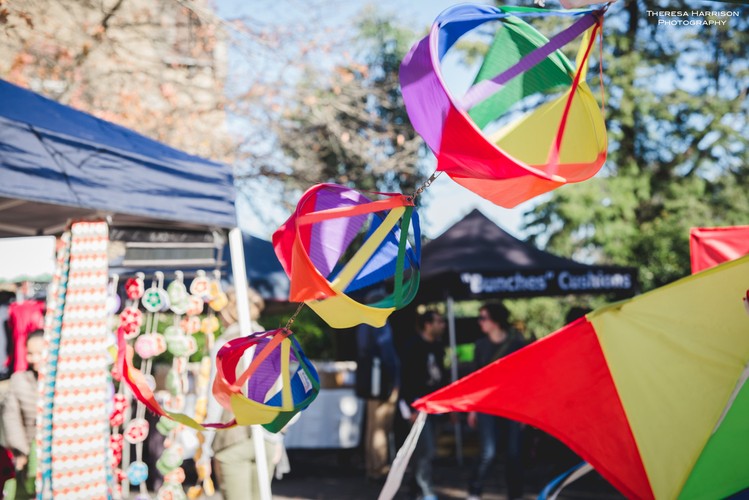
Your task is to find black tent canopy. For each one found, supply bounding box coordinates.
[411,210,638,463]
[418,209,637,303]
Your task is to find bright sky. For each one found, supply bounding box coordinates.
[0,236,55,282]
[219,0,536,240]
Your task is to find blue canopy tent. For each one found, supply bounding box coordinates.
[0,78,236,235]
[0,78,275,499]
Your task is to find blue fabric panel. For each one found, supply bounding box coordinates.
[0,79,236,228]
[435,4,595,60]
[339,210,420,294]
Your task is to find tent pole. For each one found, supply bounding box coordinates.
[446,295,463,466]
[229,227,272,500]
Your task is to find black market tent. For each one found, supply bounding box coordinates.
[417,209,637,303]
[413,209,638,465]
[0,78,236,235]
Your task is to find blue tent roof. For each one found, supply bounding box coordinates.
[0,79,236,235]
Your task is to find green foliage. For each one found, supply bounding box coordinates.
[261,307,336,360]
[522,0,749,291]
[253,10,428,196]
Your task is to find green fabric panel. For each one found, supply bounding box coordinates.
[393,206,413,308]
[679,378,749,499]
[371,269,420,310]
[468,16,574,130]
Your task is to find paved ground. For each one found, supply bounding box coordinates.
[271,426,625,500]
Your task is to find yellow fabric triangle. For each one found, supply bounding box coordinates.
[590,255,749,499]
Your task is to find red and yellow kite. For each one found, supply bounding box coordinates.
[415,255,749,499]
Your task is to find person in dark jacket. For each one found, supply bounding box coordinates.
[467,303,527,500]
[396,310,447,500]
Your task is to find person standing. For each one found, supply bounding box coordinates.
[203,287,277,500]
[467,303,528,500]
[356,320,400,481]
[396,311,447,500]
[1,329,45,499]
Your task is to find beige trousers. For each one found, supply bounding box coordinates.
[364,397,396,479]
[213,437,276,500]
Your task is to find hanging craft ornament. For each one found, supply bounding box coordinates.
[208,271,229,311]
[200,316,219,335]
[399,3,607,208]
[124,418,150,445]
[168,271,190,315]
[120,306,143,340]
[126,274,145,300]
[142,278,169,312]
[190,270,211,299]
[110,393,129,427]
[110,434,124,467]
[273,183,421,329]
[213,328,321,432]
[134,333,168,359]
[181,315,202,335]
[186,295,204,316]
[126,461,149,487]
[118,323,319,432]
[107,275,122,314]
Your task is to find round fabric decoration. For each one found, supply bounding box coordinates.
[164,467,186,484]
[126,276,145,300]
[124,418,150,444]
[200,316,219,335]
[110,393,129,427]
[189,271,211,299]
[214,328,320,432]
[399,3,607,208]
[273,183,421,328]
[186,295,204,316]
[156,416,180,436]
[180,316,202,335]
[156,446,184,475]
[135,333,167,359]
[126,461,149,486]
[142,287,168,313]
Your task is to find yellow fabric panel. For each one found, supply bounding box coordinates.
[304,206,402,328]
[307,292,395,329]
[589,256,749,500]
[574,26,594,81]
[491,84,606,169]
[279,338,293,411]
[330,207,405,292]
[230,393,282,426]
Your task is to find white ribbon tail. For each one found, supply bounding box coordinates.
[377,411,427,500]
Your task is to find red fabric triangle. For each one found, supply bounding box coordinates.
[438,106,535,181]
[414,319,653,499]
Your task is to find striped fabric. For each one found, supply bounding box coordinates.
[36,222,111,499]
[36,232,69,498]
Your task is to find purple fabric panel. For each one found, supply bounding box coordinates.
[309,186,369,278]
[399,26,453,154]
[246,338,300,404]
[460,13,597,110]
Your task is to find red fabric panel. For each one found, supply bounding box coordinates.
[437,106,533,180]
[414,319,654,500]
[689,226,749,274]
[8,300,45,372]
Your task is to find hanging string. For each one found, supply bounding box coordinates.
[411,171,442,200]
[284,303,306,331]
[597,9,607,116]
